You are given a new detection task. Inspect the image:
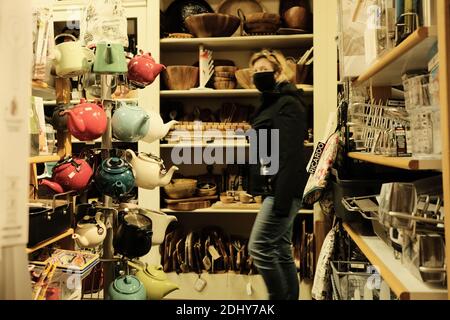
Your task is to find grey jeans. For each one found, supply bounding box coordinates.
[249,196,301,300]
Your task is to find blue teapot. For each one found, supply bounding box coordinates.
[108,275,147,300]
[112,102,150,142]
[95,157,135,199]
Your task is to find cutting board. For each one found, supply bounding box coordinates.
[167,201,212,211]
[211,201,262,210]
[164,195,218,204]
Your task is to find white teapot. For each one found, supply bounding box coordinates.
[142,111,178,144]
[125,150,178,190]
[72,213,106,248]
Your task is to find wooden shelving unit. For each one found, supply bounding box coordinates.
[348,152,442,170]
[353,27,437,86]
[26,229,74,254]
[161,208,314,215]
[160,34,314,51]
[160,85,313,98]
[343,223,447,300]
[29,155,61,164]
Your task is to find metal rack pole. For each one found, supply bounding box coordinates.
[100,74,114,299]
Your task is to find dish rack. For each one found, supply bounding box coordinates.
[347,102,409,155]
[330,261,393,300]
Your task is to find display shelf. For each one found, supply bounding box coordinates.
[160,34,314,51]
[160,143,250,148]
[32,84,55,100]
[161,208,314,215]
[343,223,447,300]
[160,85,313,98]
[353,27,437,86]
[26,229,74,254]
[348,152,442,170]
[29,155,61,164]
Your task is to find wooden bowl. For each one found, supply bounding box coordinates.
[197,182,217,196]
[235,68,255,89]
[246,13,281,24]
[163,179,198,199]
[244,21,280,34]
[185,13,240,38]
[215,71,235,78]
[215,76,235,82]
[214,80,236,90]
[215,66,237,73]
[220,193,235,204]
[162,66,199,90]
[283,6,309,30]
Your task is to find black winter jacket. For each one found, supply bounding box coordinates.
[249,82,308,217]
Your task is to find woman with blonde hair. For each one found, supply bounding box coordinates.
[248,49,307,300]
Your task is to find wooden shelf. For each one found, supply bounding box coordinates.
[26,229,74,254]
[353,27,437,86]
[160,85,313,98]
[161,208,314,215]
[160,34,314,51]
[32,84,55,101]
[348,152,442,170]
[29,155,61,164]
[343,223,447,300]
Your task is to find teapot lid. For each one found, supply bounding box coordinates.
[78,215,96,226]
[138,152,164,165]
[102,157,130,174]
[112,275,143,294]
[53,157,80,173]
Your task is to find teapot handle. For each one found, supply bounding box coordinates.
[54,33,78,42]
[83,47,96,64]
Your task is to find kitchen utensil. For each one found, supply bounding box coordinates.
[378,182,417,228]
[165,0,214,34]
[162,66,199,90]
[215,76,236,82]
[28,193,71,247]
[167,33,194,38]
[238,10,280,35]
[167,201,212,211]
[112,101,150,142]
[142,110,179,144]
[40,157,93,193]
[94,157,135,199]
[127,50,166,87]
[185,13,240,37]
[215,71,235,78]
[239,193,254,204]
[93,42,128,74]
[128,261,179,300]
[108,275,147,300]
[282,6,311,30]
[220,193,235,204]
[217,0,264,16]
[52,34,95,78]
[419,234,446,283]
[164,179,198,199]
[125,150,179,190]
[197,182,217,197]
[214,80,236,90]
[235,68,255,89]
[214,66,237,73]
[72,213,106,248]
[114,210,153,259]
[63,99,107,141]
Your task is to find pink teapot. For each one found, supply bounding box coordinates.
[63,99,107,141]
[127,50,166,87]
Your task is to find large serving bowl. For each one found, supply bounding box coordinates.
[185,13,240,37]
[235,68,255,89]
[164,179,198,199]
[162,66,199,90]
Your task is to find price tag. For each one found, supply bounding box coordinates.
[68,171,76,179]
[202,256,211,271]
[208,246,221,261]
[194,277,207,292]
[85,107,92,111]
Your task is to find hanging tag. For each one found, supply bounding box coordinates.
[208,246,221,261]
[202,256,212,271]
[68,171,76,179]
[246,282,253,296]
[194,276,207,292]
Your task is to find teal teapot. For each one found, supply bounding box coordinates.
[112,102,150,142]
[108,275,147,300]
[93,42,128,74]
[94,157,135,199]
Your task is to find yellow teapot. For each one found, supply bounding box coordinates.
[128,261,179,300]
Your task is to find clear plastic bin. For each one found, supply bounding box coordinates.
[408,106,441,158]
[402,74,432,111]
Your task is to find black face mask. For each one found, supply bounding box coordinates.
[253,71,276,92]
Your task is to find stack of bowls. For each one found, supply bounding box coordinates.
[214,66,237,89]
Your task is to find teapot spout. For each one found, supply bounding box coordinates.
[72,234,89,248]
[160,281,179,298]
[162,120,178,138]
[155,63,166,77]
[159,166,179,187]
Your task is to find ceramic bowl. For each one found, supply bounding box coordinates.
[220,193,235,204]
[235,68,255,89]
[197,182,217,196]
[185,13,240,37]
[283,6,309,30]
[164,179,198,199]
[162,66,199,90]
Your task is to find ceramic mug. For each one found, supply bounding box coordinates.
[53,34,95,78]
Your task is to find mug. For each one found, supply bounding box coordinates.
[239,193,254,204]
[53,34,95,78]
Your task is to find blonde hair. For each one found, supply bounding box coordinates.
[249,49,294,83]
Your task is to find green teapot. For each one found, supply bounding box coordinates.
[128,261,179,300]
[94,157,135,199]
[108,275,147,300]
[94,42,128,74]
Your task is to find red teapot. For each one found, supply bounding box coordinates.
[63,99,107,141]
[40,157,93,193]
[127,50,166,87]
